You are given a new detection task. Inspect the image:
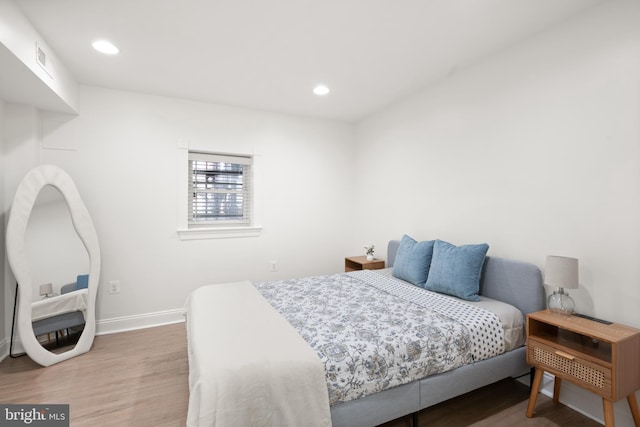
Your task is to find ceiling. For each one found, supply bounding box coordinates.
[15,0,603,122]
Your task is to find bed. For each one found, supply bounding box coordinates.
[31,280,87,340]
[184,238,545,427]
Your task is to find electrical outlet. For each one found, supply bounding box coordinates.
[108,280,121,295]
[270,261,278,272]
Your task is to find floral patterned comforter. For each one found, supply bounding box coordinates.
[253,270,505,406]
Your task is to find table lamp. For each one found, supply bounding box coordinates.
[39,283,53,299]
[545,255,579,315]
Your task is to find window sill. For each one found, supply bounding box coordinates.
[177,226,262,240]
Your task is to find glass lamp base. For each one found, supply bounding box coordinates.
[548,288,575,315]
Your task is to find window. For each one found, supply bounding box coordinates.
[188,152,252,227]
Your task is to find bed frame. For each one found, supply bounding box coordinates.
[329,240,545,427]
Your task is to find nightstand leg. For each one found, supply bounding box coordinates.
[553,377,562,404]
[627,393,640,426]
[526,368,544,418]
[603,399,615,427]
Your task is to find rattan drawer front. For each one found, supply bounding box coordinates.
[528,340,612,397]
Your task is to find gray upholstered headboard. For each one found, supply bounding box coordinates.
[386,240,545,315]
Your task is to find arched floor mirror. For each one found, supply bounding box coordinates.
[6,165,100,366]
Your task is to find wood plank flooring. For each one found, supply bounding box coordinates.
[0,323,600,426]
[382,378,601,427]
[1,323,188,426]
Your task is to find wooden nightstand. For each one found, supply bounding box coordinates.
[345,256,385,272]
[525,310,640,426]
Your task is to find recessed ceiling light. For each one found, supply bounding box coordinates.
[92,40,119,55]
[313,84,330,96]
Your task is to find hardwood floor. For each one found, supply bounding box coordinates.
[0,323,600,426]
[380,378,601,427]
[0,323,189,427]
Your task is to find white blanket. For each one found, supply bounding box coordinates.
[184,281,332,427]
[31,289,88,322]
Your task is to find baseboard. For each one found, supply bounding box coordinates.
[0,309,185,363]
[0,337,8,361]
[0,334,27,360]
[96,308,185,335]
[537,372,636,427]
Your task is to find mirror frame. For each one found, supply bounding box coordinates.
[6,165,101,366]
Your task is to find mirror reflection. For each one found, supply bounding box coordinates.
[24,185,89,352]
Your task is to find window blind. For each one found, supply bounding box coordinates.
[188,152,252,225]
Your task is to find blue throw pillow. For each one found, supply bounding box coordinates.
[392,235,435,286]
[425,240,489,301]
[77,274,89,289]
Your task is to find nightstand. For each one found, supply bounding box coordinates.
[345,256,385,272]
[525,310,640,426]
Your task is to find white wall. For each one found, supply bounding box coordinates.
[1,86,355,332]
[354,3,640,423]
[2,103,40,353]
[1,0,79,355]
[354,0,640,327]
[0,0,78,112]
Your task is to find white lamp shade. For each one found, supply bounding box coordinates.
[39,283,53,296]
[545,256,579,289]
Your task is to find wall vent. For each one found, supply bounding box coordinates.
[35,42,52,77]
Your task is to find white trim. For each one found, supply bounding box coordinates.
[96,308,185,336]
[177,225,262,240]
[0,338,10,361]
[1,336,26,359]
[188,152,252,165]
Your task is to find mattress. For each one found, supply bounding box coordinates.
[254,269,524,406]
[376,268,525,350]
[184,281,331,427]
